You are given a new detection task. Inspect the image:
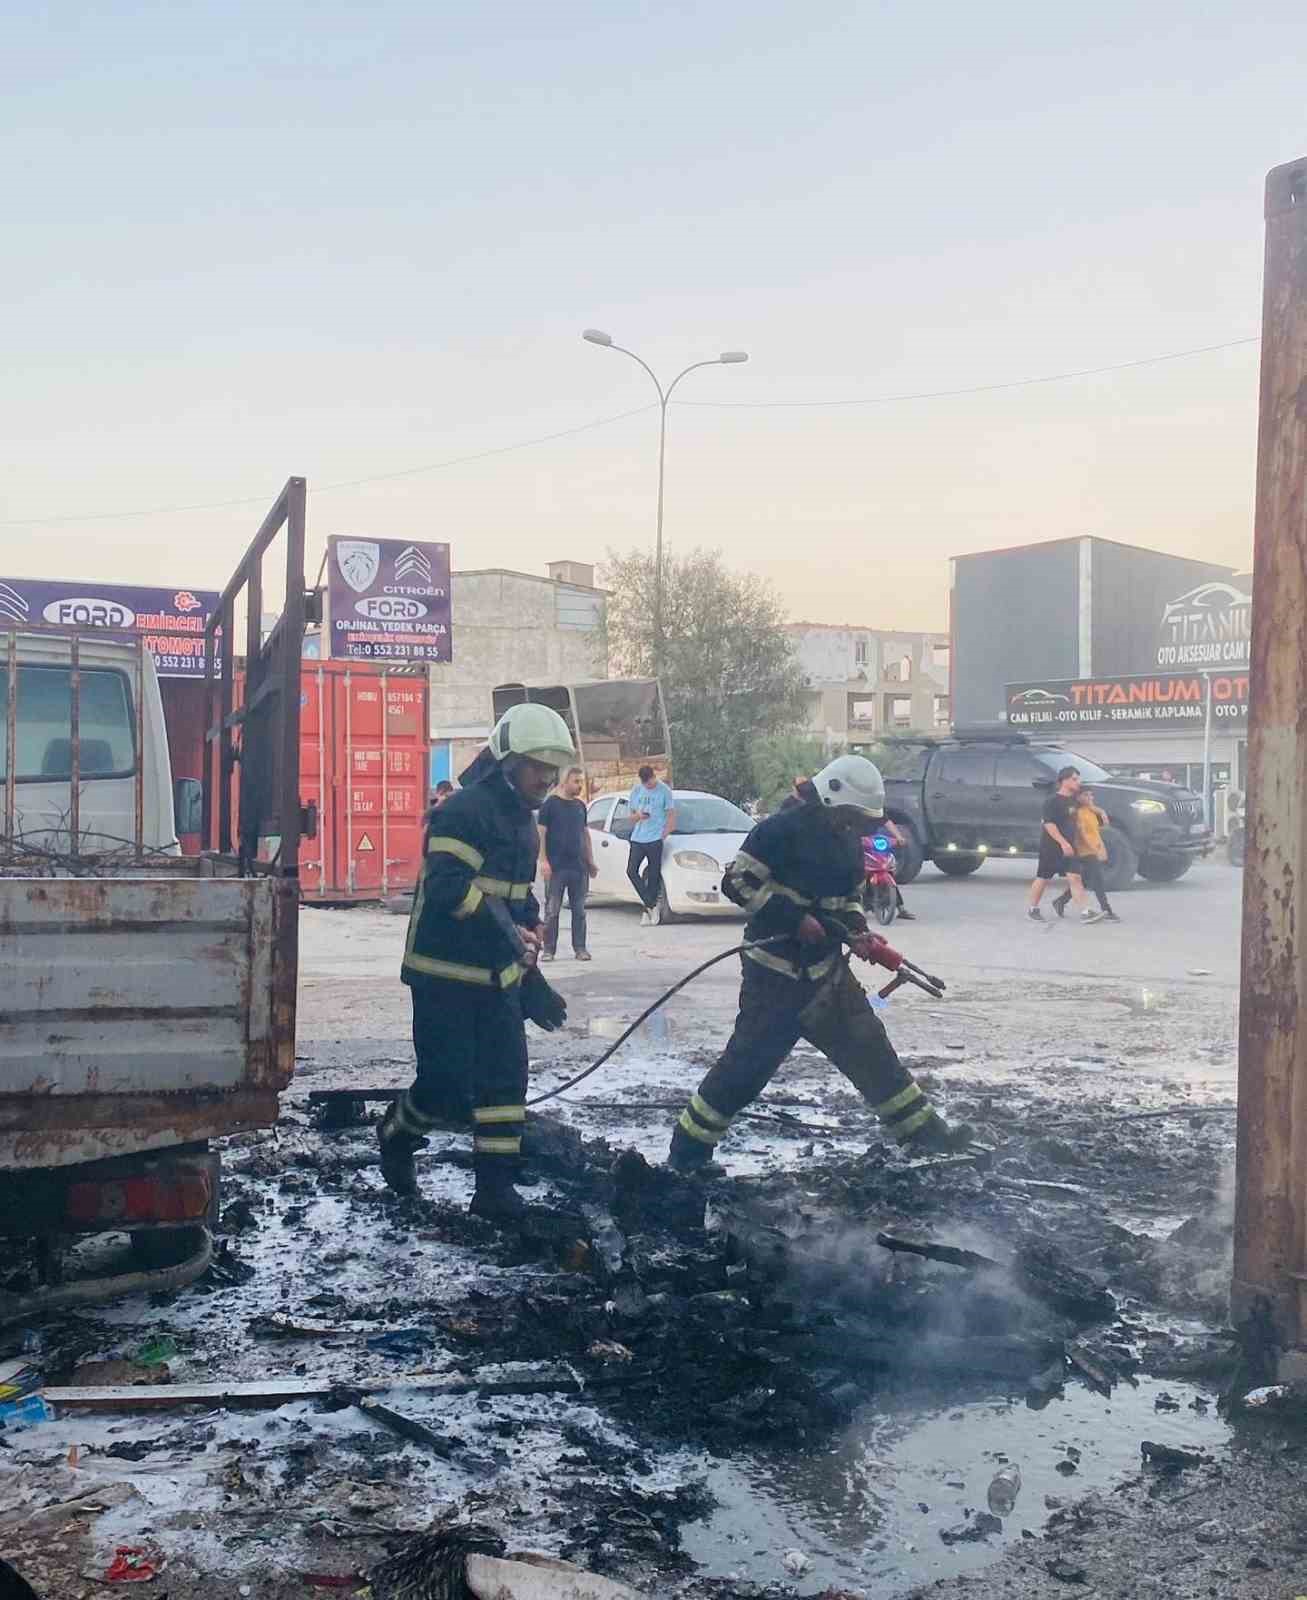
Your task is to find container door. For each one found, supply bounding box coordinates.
[298,668,327,897]
[381,677,428,895]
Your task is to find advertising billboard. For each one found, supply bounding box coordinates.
[326,537,452,663]
[0,577,220,679]
[1007,670,1249,731]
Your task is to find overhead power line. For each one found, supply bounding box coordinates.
[676,336,1261,408]
[0,404,657,529]
[0,335,1260,528]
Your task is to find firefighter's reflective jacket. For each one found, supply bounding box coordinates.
[402,767,540,990]
[723,800,869,981]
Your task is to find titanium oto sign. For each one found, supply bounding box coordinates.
[1154,580,1251,670]
[1007,672,1250,730]
[326,537,452,663]
[0,578,220,678]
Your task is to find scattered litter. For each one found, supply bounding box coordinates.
[1141,1440,1211,1471]
[132,1336,178,1367]
[940,1511,1003,1544]
[1242,1385,1289,1407]
[587,1341,634,1364]
[987,1464,1022,1515]
[357,1397,459,1460]
[0,1395,53,1432]
[104,1547,162,1583]
[782,1549,811,1577]
[248,1314,350,1341]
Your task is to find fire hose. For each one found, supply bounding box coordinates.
[526,925,946,1108]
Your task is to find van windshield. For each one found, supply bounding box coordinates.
[0,666,135,781]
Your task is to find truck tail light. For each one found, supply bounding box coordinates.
[66,1168,214,1228]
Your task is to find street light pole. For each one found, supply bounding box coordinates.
[583,330,747,679]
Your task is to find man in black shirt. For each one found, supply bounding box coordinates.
[539,766,598,961]
[1027,766,1102,923]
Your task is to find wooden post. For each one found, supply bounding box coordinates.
[1234,156,1307,1353]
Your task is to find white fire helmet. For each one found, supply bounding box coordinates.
[811,754,885,821]
[487,703,577,771]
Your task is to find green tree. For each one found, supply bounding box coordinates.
[752,731,841,815]
[602,547,808,804]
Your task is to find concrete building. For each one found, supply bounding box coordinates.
[951,536,1252,791]
[430,560,607,783]
[786,624,952,750]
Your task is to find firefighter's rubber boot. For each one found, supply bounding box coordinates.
[667,1124,727,1179]
[469,1156,529,1222]
[901,1112,976,1156]
[377,1106,426,1198]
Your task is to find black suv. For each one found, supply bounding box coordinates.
[883,733,1212,890]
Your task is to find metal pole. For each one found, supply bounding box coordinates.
[135,636,146,859]
[1201,671,1213,829]
[5,630,17,852]
[654,396,667,682]
[68,634,81,857]
[1233,154,1307,1358]
[381,670,390,900]
[345,669,355,898]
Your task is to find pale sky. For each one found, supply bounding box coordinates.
[4,2,1302,631]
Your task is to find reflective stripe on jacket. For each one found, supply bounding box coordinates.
[402,766,540,988]
[722,801,868,980]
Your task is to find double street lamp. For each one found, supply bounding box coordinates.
[582,329,748,676]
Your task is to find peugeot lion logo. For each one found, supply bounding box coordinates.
[394,545,433,584]
[336,540,382,595]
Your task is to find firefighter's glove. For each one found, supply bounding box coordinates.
[521,968,568,1031]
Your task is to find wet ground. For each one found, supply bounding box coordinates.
[5,857,1306,1598]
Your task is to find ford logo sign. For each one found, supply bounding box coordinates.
[42,598,137,629]
[354,597,428,620]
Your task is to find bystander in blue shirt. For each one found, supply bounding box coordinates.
[628,779,675,843]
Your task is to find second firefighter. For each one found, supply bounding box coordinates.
[669,755,970,1172]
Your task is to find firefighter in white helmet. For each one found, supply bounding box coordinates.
[669,755,970,1173]
[379,702,576,1218]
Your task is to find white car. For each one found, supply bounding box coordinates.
[583,789,752,919]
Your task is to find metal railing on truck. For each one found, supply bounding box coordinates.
[202,476,312,875]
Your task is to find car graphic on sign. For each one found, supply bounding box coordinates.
[1008,688,1071,708]
[1161,581,1249,624]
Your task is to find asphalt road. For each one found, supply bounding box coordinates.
[299,853,1243,1106]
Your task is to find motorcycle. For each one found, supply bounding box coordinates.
[863,830,899,926]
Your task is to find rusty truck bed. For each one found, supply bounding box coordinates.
[0,874,297,1170]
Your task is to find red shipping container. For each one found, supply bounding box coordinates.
[298,662,430,902]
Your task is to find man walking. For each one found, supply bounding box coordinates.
[377,703,574,1218]
[1027,766,1104,924]
[1053,788,1118,922]
[539,766,597,961]
[667,757,970,1173]
[626,765,676,926]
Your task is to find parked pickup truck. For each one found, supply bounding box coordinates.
[0,480,308,1325]
[882,732,1212,891]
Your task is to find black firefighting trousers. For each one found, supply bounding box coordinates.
[386,976,529,1167]
[676,958,938,1153]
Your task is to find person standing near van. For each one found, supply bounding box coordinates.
[539,766,597,961]
[626,766,676,926]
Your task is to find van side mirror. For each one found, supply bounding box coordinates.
[174,777,203,835]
